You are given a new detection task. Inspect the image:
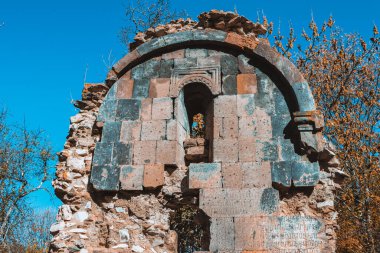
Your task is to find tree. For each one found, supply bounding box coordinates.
[268,17,380,252]
[0,109,55,252]
[119,0,185,47]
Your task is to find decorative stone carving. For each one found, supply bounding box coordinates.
[170,66,221,96]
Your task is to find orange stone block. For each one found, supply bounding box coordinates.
[237,74,257,94]
[143,164,164,188]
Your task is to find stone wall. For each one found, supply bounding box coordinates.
[50,10,346,253]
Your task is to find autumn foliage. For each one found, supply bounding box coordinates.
[267,16,380,252]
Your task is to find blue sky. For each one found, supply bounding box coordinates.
[0,0,379,210]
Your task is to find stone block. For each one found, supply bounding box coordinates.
[120,165,144,190]
[141,120,166,140]
[255,139,278,162]
[120,121,141,142]
[137,37,166,55]
[213,139,238,163]
[292,161,319,186]
[152,97,173,120]
[193,30,227,41]
[143,164,164,188]
[260,188,279,213]
[101,122,121,143]
[238,54,255,74]
[142,59,161,78]
[156,140,177,165]
[162,49,185,60]
[97,100,117,122]
[199,188,278,217]
[241,162,271,188]
[220,54,238,75]
[92,142,113,166]
[270,114,290,138]
[189,163,222,189]
[185,146,207,161]
[222,117,238,139]
[141,98,152,120]
[131,64,145,80]
[209,217,235,252]
[174,57,197,68]
[132,141,156,164]
[214,95,237,118]
[166,119,177,141]
[221,163,242,188]
[132,79,150,98]
[159,59,174,78]
[116,79,134,99]
[164,31,194,45]
[149,78,170,98]
[238,116,255,138]
[222,75,237,95]
[116,99,141,121]
[112,142,132,165]
[237,94,255,117]
[197,55,221,67]
[185,48,208,58]
[91,165,120,191]
[237,74,257,94]
[271,161,292,187]
[212,117,223,139]
[238,137,256,162]
[235,216,323,251]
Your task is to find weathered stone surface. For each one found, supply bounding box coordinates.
[141,120,166,140]
[222,75,237,95]
[116,99,141,121]
[189,163,222,189]
[149,78,170,98]
[143,164,164,188]
[237,74,257,94]
[120,121,141,142]
[221,163,243,188]
[156,140,177,164]
[199,188,279,217]
[209,218,235,252]
[101,122,121,143]
[91,165,120,191]
[132,141,156,164]
[241,162,271,188]
[152,97,173,120]
[116,79,134,99]
[214,95,237,118]
[132,79,150,98]
[92,142,113,166]
[112,142,132,165]
[120,165,144,190]
[213,139,238,163]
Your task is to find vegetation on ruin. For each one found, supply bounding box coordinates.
[0,110,55,252]
[268,16,380,253]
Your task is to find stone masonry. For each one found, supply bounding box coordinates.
[50,10,347,253]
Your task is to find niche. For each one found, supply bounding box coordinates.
[182,83,213,163]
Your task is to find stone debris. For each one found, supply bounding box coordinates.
[131,10,267,50]
[49,9,344,253]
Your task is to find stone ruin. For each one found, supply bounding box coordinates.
[50,10,347,253]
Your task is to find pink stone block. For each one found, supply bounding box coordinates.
[238,116,256,138]
[241,162,272,188]
[238,137,256,162]
[116,78,134,99]
[152,97,173,120]
[222,117,238,139]
[149,78,170,98]
[214,95,237,118]
[141,98,152,120]
[222,163,243,188]
[132,141,156,164]
[213,139,238,163]
[156,140,177,165]
[141,120,166,140]
[120,121,141,142]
